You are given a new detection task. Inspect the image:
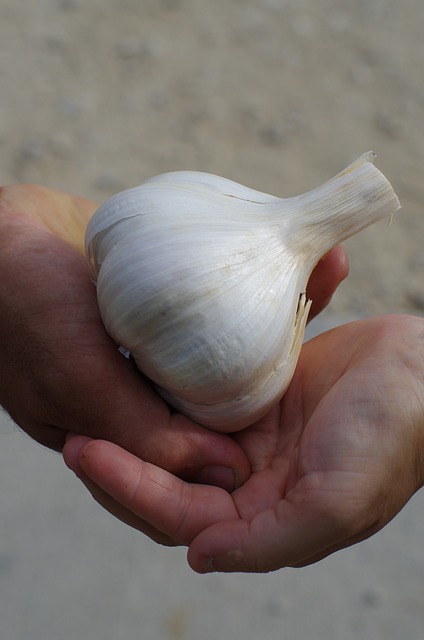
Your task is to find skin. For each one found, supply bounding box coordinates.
[7,183,416,574]
[5,187,419,578]
[0,183,347,501]
[64,314,424,572]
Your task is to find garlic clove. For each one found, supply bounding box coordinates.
[85,153,400,432]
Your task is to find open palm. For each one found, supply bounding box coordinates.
[64,314,424,572]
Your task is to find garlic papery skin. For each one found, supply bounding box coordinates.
[85,152,400,432]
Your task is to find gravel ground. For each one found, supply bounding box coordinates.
[1,0,424,638]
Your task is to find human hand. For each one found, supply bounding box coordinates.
[64,315,424,570]
[0,184,346,490]
[0,184,251,490]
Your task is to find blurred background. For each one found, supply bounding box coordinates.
[1,0,424,638]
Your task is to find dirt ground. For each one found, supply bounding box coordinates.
[1,0,423,318]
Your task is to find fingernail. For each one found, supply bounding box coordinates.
[206,549,244,573]
[203,557,216,573]
[194,465,237,493]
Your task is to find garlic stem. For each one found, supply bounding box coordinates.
[273,152,400,262]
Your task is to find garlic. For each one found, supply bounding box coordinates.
[85,152,400,432]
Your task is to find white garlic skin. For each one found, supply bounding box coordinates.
[86,153,400,432]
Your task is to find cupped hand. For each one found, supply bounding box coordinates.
[64,315,424,570]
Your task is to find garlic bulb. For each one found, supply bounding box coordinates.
[86,152,400,432]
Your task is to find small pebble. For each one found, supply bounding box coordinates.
[360,585,386,608]
[116,38,145,60]
[260,125,286,146]
[57,0,81,10]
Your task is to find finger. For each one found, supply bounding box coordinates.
[188,494,351,574]
[306,246,349,320]
[63,435,176,545]
[63,350,250,489]
[84,363,251,490]
[46,290,251,489]
[72,439,238,545]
